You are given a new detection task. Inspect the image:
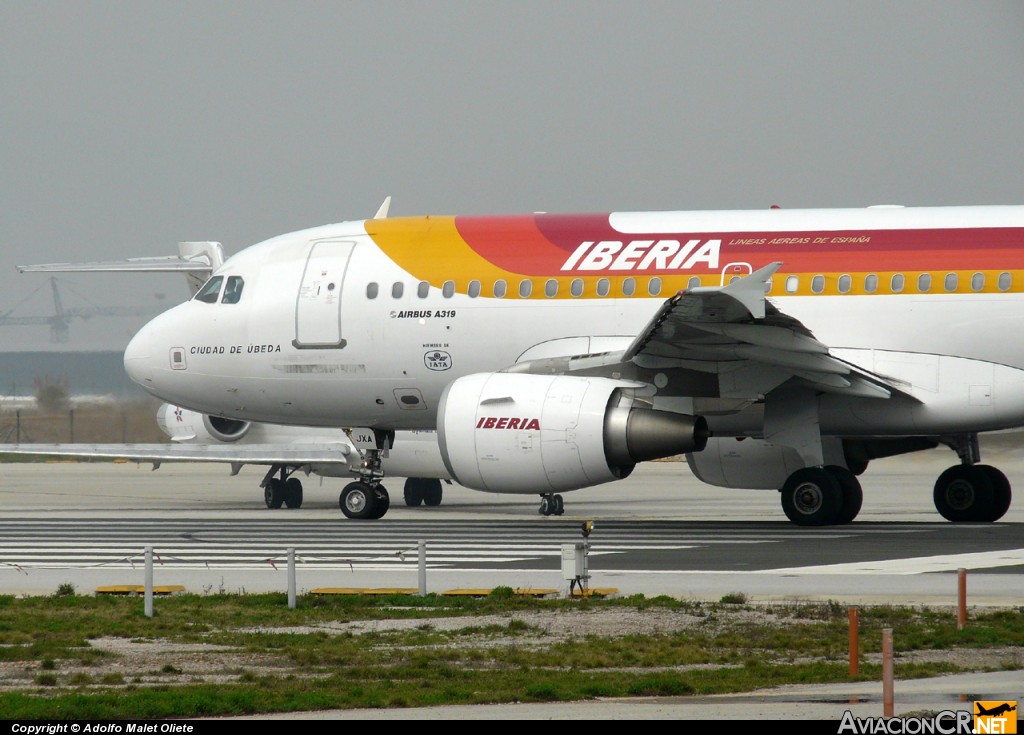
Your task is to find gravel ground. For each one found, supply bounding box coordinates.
[3,606,1021,693]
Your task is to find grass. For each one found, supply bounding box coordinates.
[0,593,1019,718]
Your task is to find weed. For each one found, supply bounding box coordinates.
[720,592,748,605]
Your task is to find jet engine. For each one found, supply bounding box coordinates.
[437,373,708,494]
[156,403,251,443]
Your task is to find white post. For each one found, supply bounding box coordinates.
[418,540,427,596]
[144,546,154,619]
[287,547,296,609]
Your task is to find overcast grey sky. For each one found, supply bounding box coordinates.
[2,1,1023,351]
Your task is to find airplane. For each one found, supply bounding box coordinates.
[23,202,1024,525]
[0,402,453,514]
[975,703,1016,717]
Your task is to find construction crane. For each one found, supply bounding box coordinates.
[0,277,163,343]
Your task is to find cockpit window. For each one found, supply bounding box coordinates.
[221,276,244,304]
[194,276,224,304]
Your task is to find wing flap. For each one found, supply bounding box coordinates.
[624,264,908,401]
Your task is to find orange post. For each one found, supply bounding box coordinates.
[882,628,894,718]
[957,568,967,629]
[848,606,859,677]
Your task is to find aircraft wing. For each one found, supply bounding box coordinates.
[622,262,905,400]
[17,242,225,295]
[17,257,212,275]
[0,443,353,467]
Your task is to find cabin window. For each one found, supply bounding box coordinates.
[998,272,1012,291]
[596,278,610,297]
[442,280,455,298]
[468,280,481,298]
[519,279,532,298]
[944,273,958,292]
[864,274,878,293]
[194,276,223,304]
[971,273,985,292]
[811,275,825,294]
[570,278,584,297]
[785,275,799,294]
[648,277,662,296]
[493,279,507,298]
[917,273,932,292]
[687,276,701,290]
[417,281,430,298]
[837,274,852,294]
[891,274,905,293]
[392,281,404,299]
[622,277,636,296]
[366,282,378,299]
[544,279,558,298]
[221,276,244,304]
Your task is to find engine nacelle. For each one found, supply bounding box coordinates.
[157,404,251,443]
[438,373,708,494]
[685,437,806,489]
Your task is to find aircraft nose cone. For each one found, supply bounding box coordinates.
[123,324,155,388]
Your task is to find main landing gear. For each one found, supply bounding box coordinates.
[404,478,444,507]
[933,464,1011,523]
[777,432,1012,526]
[338,429,395,520]
[779,466,862,526]
[262,465,304,509]
[538,493,565,517]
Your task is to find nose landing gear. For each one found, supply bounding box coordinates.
[339,428,395,520]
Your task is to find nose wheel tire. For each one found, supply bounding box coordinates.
[368,486,390,519]
[340,481,381,520]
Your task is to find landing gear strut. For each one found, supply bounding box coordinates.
[339,429,394,520]
[538,493,564,517]
[262,465,303,509]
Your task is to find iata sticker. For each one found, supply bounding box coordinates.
[424,350,452,371]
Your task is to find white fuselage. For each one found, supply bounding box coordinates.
[123,206,1024,439]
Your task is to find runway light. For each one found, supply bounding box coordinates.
[581,520,593,538]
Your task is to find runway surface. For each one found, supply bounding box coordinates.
[1,451,1022,604]
[2,453,1022,720]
